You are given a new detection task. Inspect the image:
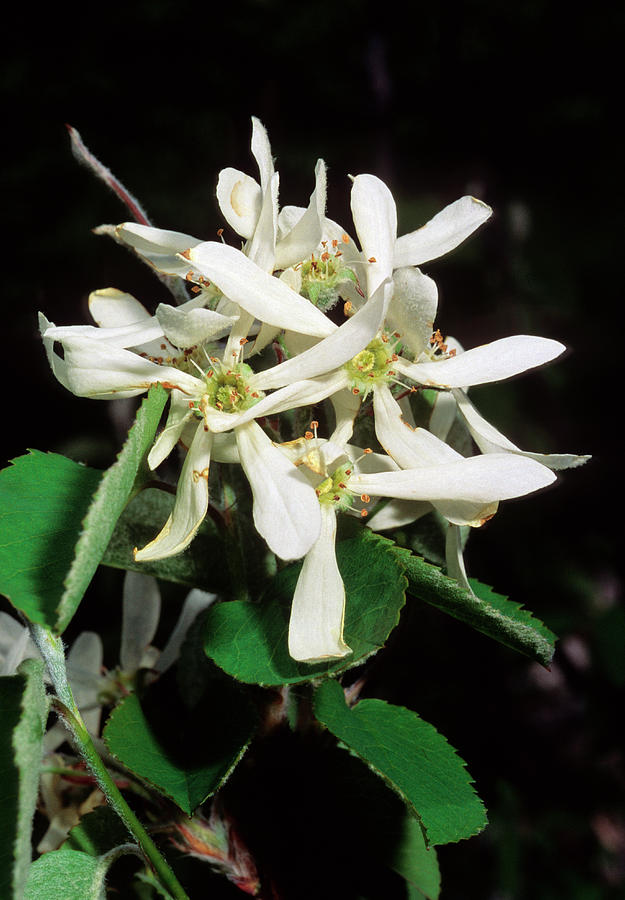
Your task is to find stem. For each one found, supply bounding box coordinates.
[30,624,190,900]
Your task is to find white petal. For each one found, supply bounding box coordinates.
[148,390,194,470]
[247,171,279,272]
[350,453,556,504]
[135,425,213,561]
[288,504,351,662]
[216,168,262,239]
[66,631,103,735]
[445,524,474,594]
[120,572,161,672]
[350,174,397,296]
[329,387,362,446]
[368,498,432,531]
[89,288,152,327]
[188,243,335,337]
[155,589,216,674]
[155,303,237,347]
[45,318,165,350]
[117,223,202,277]
[373,384,461,468]
[45,334,202,399]
[251,116,274,193]
[429,391,458,441]
[254,278,392,391]
[394,196,492,268]
[386,267,438,356]
[274,159,327,270]
[453,389,591,470]
[235,421,321,560]
[39,312,75,393]
[396,335,566,388]
[203,370,351,434]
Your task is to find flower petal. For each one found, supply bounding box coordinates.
[288,504,351,662]
[350,453,556,505]
[235,420,321,560]
[394,196,492,268]
[188,242,335,338]
[41,333,202,399]
[155,589,217,674]
[120,572,161,672]
[247,171,279,272]
[274,159,327,270]
[88,288,152,327]
[155,303,237,348]
[387,267,438,356]
[216,168,262,239]
[135,424,213,561]
[254,278,392,391]
[453,389,591,470]
[367,498,432,531]
[396,335,566,388]
[373,384,461,468]
[350,174,397,296]
[116,223,202,278]
[445,524,473,594]
[148,390,194,470]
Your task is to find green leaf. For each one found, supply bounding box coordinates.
[56,384,168,631]
[24,849,108,900]
[203,529,407,685]
[313,680,487,846]
[0,386,167,632]
[103,669,256,816]
[0,659,49,899]
[64,806,132,857]
[0,452,102,627]
[102,487,230,594]
[389,815,440,899]
[398,549,557,666]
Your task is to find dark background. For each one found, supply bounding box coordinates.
[3,2,623,897]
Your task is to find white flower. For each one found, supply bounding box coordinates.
[54,572,215,740]
[282,432,555,663]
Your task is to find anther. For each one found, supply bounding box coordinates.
[305,431,314,440]
[360,494,371,503]
[180,249,191,260]
[360,509,368,518]
[367,256,377,263]
[191,285,201,293]
[341,234,350,243]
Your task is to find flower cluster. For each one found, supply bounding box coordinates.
[40,119,588,664]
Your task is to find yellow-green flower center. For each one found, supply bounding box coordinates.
[316,464,353,510]
[343,338,396,395]
[197,361,263,414]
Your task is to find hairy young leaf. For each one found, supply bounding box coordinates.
[56,384,168,631]
[203,529,407,685]
[24,849,108,900]
[0,386,167,631]
[313,680,487,846]
[0,659,48,900]
[398,549,556,666]
[103,671,256,816]
[0,452,102,627]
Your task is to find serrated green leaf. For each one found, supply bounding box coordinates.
[0,659,49,899]
[102,488,230,593]
[24,849,108,900]
[313,680,487,846]
[103,670,256,815]
[398,549,557,666]
[56,384,168,631]
[0,451,102,627]
[203,529,407,685]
